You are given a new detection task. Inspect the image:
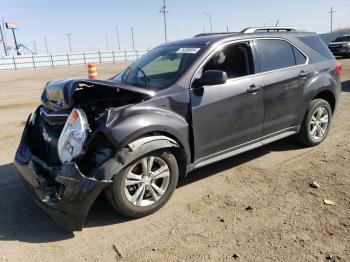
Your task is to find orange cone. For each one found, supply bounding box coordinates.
[88,63,97,79]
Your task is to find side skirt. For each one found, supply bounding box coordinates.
[187,126,300,172]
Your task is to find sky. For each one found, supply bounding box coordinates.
[0,0,349,55]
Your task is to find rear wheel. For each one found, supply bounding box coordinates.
[106,150,179,218]
[296,99,332,147]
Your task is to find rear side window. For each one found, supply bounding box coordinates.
[293,46,307,65]
[255,39,298,72]
[298,36,334,59]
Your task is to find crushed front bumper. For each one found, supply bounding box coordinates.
[14,120,111,231]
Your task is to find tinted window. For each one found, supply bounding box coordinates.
[255,39,296,72]
[299,36,334,59]
[293,46,307,65]
[334,36,350,42]
[202,42,254,79]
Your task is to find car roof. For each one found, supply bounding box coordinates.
[160,31,318,47]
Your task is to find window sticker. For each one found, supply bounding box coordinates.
[176,48,201,54]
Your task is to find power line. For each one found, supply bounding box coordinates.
[329,6,336,33]
[159,0,169,43]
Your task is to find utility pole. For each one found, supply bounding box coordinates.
[226,25,229,32]
[105,34,109,50]
[11,28,20,55]
[159,0,169,43]
[275,19,280,27]
[130,27,135,50]
[115,26,121,50]
[329,6,336,33]
[66,33,72,52]
[202,12,212,33]
[0,22,8,56]
[44,36,49,53]
[33,41,37,54]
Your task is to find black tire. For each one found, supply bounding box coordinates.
[106,150,179,218]
[296,99,332,147]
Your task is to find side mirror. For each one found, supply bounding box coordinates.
[194,70,227,87]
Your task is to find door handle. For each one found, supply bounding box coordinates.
[247,84,261,94]
[299,70,310,78]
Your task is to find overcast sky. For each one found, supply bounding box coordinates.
[0,0,349,55]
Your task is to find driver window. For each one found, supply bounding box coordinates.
[202,42,254,79]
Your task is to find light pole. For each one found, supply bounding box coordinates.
[105,34,109,50]
[159,0,169,43]
[115,26,121,50]
[202,12,212,33]
[329,6,336,33]
[44,36,49,53]
[33,41,37,54]
[0,22,8,56]
[66,33,72,52]
[130,27,135,50]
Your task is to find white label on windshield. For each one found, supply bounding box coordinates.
[176,48,200,54]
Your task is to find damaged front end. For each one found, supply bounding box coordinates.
[14,79,153,231]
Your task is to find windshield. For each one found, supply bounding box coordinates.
[334,36,350,42]
[112,45,203,90]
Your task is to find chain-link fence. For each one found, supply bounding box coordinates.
[0,49,150,70]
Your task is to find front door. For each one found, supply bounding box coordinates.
[190,42,264,161]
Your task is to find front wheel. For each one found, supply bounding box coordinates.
[296,99,332,147]
[106,150,179,218]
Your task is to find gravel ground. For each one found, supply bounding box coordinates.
[0,60,349,262]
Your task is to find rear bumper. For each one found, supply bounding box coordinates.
[14,120,110,231]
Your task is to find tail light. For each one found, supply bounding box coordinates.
[336,62,342,78]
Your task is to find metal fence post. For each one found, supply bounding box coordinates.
[12,56,17,70]
[67,53,70,66]
[50,54,54,68]
[98,51,102,63]
[32,55,36,68]
[124,50,128,62]
[112,51,115,64]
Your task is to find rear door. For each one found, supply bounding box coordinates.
[190,41,264,160]
[254,39,312,135]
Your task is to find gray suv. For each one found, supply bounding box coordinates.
[14,27,342,230]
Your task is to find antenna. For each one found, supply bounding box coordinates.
[159,0,169,43]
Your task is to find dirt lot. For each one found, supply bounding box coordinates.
[0,60,350,262]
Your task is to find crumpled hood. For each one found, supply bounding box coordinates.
[41,79,155,111]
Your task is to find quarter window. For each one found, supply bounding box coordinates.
[255,39,298,72]
[292,46,307,65]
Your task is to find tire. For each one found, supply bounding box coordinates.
[296,99,332,147]
[106,150,179,218]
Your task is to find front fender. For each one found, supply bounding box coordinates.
[103,108,191,164]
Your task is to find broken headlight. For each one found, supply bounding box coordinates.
[57,108,89,163]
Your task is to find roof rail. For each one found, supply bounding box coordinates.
[241,27,299,33]
[194,32,237,37]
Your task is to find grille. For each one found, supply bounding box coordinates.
[40,107,69,136]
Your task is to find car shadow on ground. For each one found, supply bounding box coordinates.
[0,138,303,243]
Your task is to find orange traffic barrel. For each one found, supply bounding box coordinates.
[88,63,97,79]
